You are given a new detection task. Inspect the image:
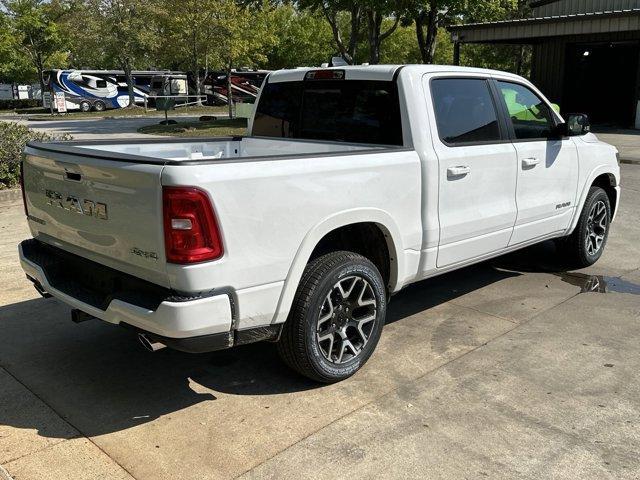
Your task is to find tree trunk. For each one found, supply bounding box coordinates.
[195,71,202,107]
[38,73,46,103]
[367,10,381,64]
[227,65,233,119]
[367,10,399,65]
[321,4,360,64]
[36,54,45,103]
[123,58,136,108]
[346,5,361,63]
[415,1,439,64]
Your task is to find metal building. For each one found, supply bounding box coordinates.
[449,0,640,128]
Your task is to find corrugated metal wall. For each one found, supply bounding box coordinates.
[534,0,640,17]
[531,30,640,111]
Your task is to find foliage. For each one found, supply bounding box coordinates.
[0,121,72,189]
[265,5,334,69]
[0,0,68,92]
[59,0,109,69]
[406,0,519,63]
[0,98,41,110]
[0,0,535,97]
[378,20,421,64]
[95,0,160,106]
[156,0,223,102]
[299,0,364,64]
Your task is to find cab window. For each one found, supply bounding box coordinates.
[497,81,556,140]
[431,78,501,145]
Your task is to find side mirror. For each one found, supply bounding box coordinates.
[565,113,590,136]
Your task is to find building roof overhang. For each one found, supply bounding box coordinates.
[449,8,640,44]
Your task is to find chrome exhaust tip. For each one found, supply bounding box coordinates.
[138,333,167,352]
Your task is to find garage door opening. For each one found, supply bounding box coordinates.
[563,42,640,127]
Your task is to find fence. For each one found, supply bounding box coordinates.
[143,95,208,112]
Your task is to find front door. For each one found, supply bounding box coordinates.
[494,80,579,245]
[427,76,518,268]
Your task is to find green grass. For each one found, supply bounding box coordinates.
[137,118,247,137]
[26,105,228,121]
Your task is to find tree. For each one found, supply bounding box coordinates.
[265,5,334,69]
[363,0,401,64]
[1,0,67,100]
[58,0,109,70]
[300,0,363,65]
[158,0,221,105]
[93,0,158,108]
[192,0,276,117]
[378,20,421,64]
[409,0,517,64]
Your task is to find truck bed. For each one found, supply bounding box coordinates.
[22,136,417,297]
[28,136,395,165]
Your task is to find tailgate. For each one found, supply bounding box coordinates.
[22,146,169,287]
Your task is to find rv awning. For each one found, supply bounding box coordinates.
[449,8,640,44]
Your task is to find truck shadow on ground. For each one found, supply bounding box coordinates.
[0,240,564,439]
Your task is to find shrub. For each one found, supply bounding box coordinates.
[0,98,41,110]
[0,122,72,189]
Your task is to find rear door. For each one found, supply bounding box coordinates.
[425,75,518,268]
[493,79,579,245]
[22,147,168,286]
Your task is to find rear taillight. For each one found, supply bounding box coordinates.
[19,160,28,216]
[162,187,223,264]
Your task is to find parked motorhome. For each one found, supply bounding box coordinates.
[203,69,269,105]
[43,69,187,112]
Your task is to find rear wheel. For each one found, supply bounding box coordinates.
[79,101,91,112]
[556,186,611,268]
[93,100,106,112]
[277,251,386,383]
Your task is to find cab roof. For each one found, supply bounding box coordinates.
[267,64,523,83]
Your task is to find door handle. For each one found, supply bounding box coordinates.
[522,157,540,168]
[447,165,471,177]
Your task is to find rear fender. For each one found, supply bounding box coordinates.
[271,208,404,325]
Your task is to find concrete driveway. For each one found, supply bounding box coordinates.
[1,165,639,480]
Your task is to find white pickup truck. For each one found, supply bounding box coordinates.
[19,65,620,382]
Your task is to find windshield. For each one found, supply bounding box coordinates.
[252,79,403,145]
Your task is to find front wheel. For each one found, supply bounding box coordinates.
[277,251,387,383]
[556,186,611,268]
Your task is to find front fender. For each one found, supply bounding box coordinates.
[271,208,405,325]
[567,164,621,234]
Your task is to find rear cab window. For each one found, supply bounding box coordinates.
[430,78,502,146]
[252,78,403,146]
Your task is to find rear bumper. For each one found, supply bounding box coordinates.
[19,239,235,349]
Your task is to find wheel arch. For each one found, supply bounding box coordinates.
[271,209,405,325]
[568,167,620,234]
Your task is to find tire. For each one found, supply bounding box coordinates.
[277,251,387,383]
[556,186,611,268]
[79,101,91,112]
[93,100,106,112]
